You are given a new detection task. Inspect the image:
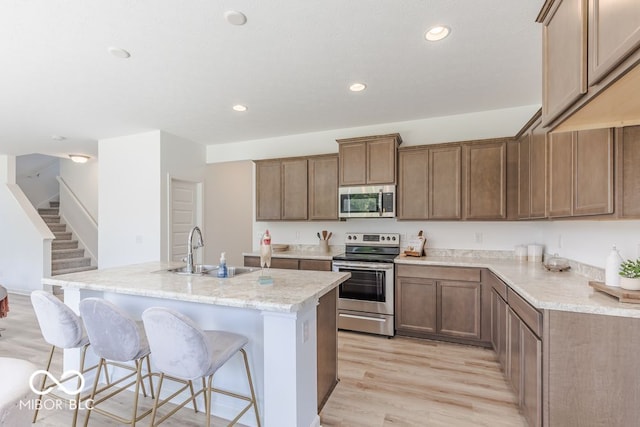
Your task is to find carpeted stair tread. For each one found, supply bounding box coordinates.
[52,257,91,270]
[49,201,60,208]
[38,208,59,215]
[47,224,67,232]
[41,215,61,224]
[52,240,79,250]
[53,232,72,240]
[52,248,86,260]
[52,265,97,276]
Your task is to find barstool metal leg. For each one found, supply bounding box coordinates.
[32,345,56,423]
[241,348,261,427]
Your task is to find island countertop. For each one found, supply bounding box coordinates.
[395,255,640,318]
[42,261,350,313]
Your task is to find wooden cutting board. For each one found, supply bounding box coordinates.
[589,281,640,303]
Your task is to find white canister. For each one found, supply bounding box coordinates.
[527,244,544,263]
[514,245,528,262]
[605,245,623,287]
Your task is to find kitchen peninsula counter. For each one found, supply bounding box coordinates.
[395,255,640,318]
[42,262,350,427]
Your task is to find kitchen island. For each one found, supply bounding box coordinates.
[42,261,350,427]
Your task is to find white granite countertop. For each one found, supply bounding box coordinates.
[395,255,640,318]
[42,262,350,313]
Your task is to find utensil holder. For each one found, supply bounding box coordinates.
[319,240,329,253]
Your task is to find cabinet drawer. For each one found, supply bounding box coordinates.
[485,270,507,300]
[300,259,332,271]
[396,265,481,282]
[244,256,261,268]
[243,256,299,270]
[507,288,543,337]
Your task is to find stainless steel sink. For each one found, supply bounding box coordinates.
[166,265,257,277]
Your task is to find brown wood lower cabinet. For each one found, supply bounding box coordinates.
[490,273,542,427]
[395,265,490,346]
[243,255,336,411]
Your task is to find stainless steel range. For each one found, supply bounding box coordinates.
[332,232,400,337]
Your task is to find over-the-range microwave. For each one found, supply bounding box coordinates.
[338,185,395,218]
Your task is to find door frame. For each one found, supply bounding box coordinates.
[167,175,204,263]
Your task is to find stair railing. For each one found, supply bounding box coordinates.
[56,176,98,264]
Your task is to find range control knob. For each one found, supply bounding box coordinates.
[347,235,352,240]
[392,236,396,241]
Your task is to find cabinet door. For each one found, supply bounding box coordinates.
[299,259,332,271]
[573,128,613,216]
[517,134,531,219]
[618,126,640,217]
[530,122,547,218]
[491,289,508,370]
[256,160,282,220]
[464,141,507,219]
[438,281,481,340]
[395,277,437,334]
[270,258,299,270]
[588,0,640,85]
[339,142,367,186]
[507,308,522,401]
[281,159,308,220]
[367,138,397,184]
[398,149,429,219]
[430,145,462,219]
[521,323,542,427]
[548,132,574,218]
[542,0,588,125]
[308,155,338,220]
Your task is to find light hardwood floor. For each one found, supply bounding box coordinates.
[1,293,526,426]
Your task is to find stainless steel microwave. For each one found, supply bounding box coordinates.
[338,185,396,218]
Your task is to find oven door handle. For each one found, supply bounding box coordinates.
[339,313,386,322]
[378,190,383,216]
[333,263,393,271]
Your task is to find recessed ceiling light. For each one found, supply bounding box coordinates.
[225,10,247,26]
[69,154,90,164]
[108,46,131,59]
[232,104,248,112]
[51,135,66,141]
[349,83,367,92]
[425,26,450,41]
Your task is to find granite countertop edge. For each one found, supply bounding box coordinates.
[395,256,640,319]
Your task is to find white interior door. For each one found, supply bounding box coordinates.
[169,179,200,263]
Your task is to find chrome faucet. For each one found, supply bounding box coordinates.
[185,226,204,274]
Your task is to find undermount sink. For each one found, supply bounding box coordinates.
[166,265,257,277]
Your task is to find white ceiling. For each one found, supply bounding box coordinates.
[0,0,542,159]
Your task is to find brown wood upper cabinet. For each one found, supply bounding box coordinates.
[518,117,547,219]
[337,133,402,186]
[463,139,508,220]
[548,128,614,218]
[256,158,308,221]
[255,154,338,221]
[397,144,461,220]
[308,155,338,220]
[539,0,640,129]
[541,0,588,126]
[588,0,640,86]
[616,126,640,218]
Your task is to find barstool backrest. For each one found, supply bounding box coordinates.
[31,290,85,349]
[79,298,141,362]
[142,307,211,380]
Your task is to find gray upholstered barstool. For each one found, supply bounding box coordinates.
[79,298,155,427]
[30,290,95,426]
[141,307,260,427]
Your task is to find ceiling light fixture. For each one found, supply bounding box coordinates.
[69,154,90,164]
[225,10,247,26]
[108,46,131,59]
[51,135,66,141]
[349,83,367,92]
[232,104,248,112]
[425,26,450,41]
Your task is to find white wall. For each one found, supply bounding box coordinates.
[99,131,162,268]
[15,154,60,209]
[99,130,206,268]
[60,157,99,221]
[0,155,55,293]
[159,131,206,262]
[207,105,540,163]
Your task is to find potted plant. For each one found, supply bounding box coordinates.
[619,259,640,290]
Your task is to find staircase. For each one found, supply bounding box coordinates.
[39,201,97,276]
